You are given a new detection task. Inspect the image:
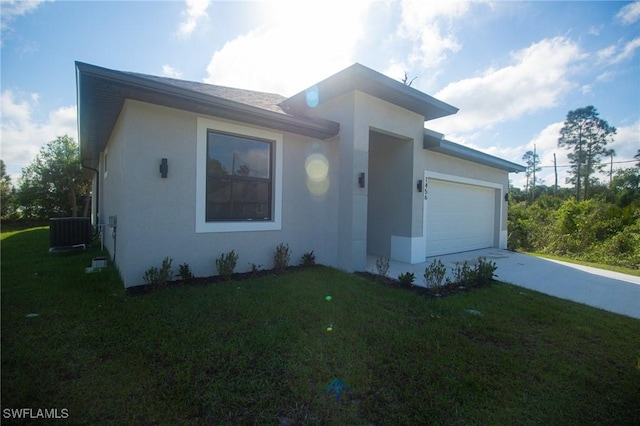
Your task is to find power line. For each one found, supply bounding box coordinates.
[538,159,637,168]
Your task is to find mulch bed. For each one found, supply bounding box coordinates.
[354,271,474,298]
[126,264,317,296]
[126,265,489,298]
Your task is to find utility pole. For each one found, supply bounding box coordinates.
[553,153,558,196]
[532,144,536,202]
[609,153,614,189]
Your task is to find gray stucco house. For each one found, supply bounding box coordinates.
[76,62,525,288]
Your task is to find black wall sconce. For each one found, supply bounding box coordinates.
[358,172,365,188]
[159,158,168,178]
[504,193,509,202]
[417,179,423,192]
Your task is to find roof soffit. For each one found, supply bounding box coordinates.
[280,63,458,121]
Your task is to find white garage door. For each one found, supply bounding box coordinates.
[425,179,495,257]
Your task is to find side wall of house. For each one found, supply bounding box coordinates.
[101,100,339,287]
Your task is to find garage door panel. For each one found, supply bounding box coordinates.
[425,179,495,257]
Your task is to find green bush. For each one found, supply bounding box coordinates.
[450,261,475,286]
[424,259,446,288]
[274,243,291,272]
[398,272,415,287]
[508,194,639,269]
[249,263,263,276]
[300,251,316,267]
[143,257,174,287]
[476,257,497,286]
[216,250,238,280]
[178,263,194,281]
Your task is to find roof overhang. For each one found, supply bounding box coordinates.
[280,63,459,121]
[423,130,526,173]
[76,62,340,168]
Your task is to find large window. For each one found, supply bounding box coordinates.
[206,131,273,221]
[196,117,283,233]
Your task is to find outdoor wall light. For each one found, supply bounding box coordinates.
[160,158,168,178]
[417,179,423,192]
[504,193,509,202]
[358,172,365,188]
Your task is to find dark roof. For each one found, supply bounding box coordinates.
[76,62,340,167]
[280,63,459,121]
[423,130,526,173]
[122,71,289,114]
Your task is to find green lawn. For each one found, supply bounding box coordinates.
[2,227,639,425]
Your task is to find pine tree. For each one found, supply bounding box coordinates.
[558,106,616,201]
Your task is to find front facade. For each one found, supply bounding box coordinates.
[77,62,524,288]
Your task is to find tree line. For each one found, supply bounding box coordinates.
[1,136,90,220]
[509,106,639,269]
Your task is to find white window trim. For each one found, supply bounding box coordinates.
[196,117,283,233]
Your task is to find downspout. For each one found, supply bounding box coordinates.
[82,163,100,238]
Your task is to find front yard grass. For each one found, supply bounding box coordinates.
[2,227,639,424]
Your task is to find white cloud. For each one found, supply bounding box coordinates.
[162,65,183,78]
[176,0,211,38]
[0,0,46,44]
[396,0,470,69]
[430,37,585,135]
[616,1,640,25]
[588,25,602,36]
[596,71,614,82]
[489,121,573,189]
[0,90,77,181]
[597,45,616,62]
[598,36,640,65]
[610,120,640,161]
[615,36,640,62]
[204,1,373,96]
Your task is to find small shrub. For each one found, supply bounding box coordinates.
[249,263,263,276]
[424,259,446,288]
[143,267,160,286]
[451,261,475,286]
[300,251,316,267]
[178,262,194,281]
[475,257,497,286]
[398,272,415,287]
[375,257,390,277]
[159,257,174,283]
[216,250,238,280]
[274,243,291,271]
[142,257,173,288]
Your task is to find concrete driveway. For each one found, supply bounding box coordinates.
[366,249,640,319]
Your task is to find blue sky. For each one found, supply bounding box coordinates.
[1,0,639,189]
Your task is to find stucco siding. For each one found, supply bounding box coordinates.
[307,91,425,270]
[102,100,339,287]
